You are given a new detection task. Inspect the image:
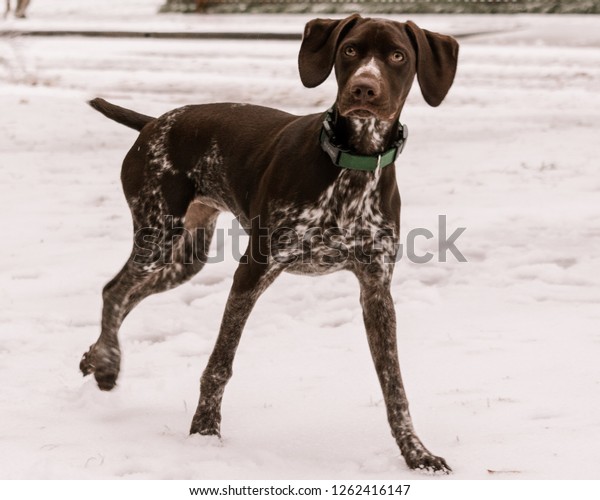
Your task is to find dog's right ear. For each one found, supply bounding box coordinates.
[405,21,459,107]
[298,14,361,88]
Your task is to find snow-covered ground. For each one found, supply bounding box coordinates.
[1,0,600,480]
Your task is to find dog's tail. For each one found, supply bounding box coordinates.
[88,97,155,132]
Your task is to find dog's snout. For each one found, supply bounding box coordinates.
[350,78,381,103]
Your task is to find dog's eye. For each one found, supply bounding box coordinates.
[391,51,405,62]
[344,46,357,57]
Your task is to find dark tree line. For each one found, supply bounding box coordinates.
[160,0,600,14]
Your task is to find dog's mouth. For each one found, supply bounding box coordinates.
[345,108,377,119]
[339,104,388,121]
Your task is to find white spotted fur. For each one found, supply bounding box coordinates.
[271,167,397,280]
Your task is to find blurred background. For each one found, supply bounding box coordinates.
[161,0,600,14]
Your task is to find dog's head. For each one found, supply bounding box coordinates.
[298,14,459,121]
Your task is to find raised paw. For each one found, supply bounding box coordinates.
[79,343,121,391]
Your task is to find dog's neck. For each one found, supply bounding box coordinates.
[333,110,399,156]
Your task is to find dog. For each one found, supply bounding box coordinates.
[4,0,30,18]
[82,14,458,473]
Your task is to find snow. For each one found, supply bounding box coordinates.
[2,0,600,481]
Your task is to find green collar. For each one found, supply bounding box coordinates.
[320,107,408,171]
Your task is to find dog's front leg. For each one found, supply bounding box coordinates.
[356,272,451,473]
[190,249,281,437]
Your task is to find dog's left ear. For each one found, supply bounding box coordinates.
[298,14,362,88]
[405,21,459,107]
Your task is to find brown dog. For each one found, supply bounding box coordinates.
[82,14,458,473]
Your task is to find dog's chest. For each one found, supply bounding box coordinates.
[271,169,396,275]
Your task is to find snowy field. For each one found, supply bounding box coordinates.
[1,0,600,481]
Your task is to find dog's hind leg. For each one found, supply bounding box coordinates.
[80,199,219,391]
[124,202,220,305]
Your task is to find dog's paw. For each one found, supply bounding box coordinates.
[189,413,221,437]
[404,449,451,474]
[79,344,120,391]
[79,347,95,377]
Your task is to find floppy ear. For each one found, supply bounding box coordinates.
[405,21,459,107]
[298,14,362,88]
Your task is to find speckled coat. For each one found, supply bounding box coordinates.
[81,14,458,473]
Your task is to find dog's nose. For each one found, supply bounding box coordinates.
[350,78,380,103]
